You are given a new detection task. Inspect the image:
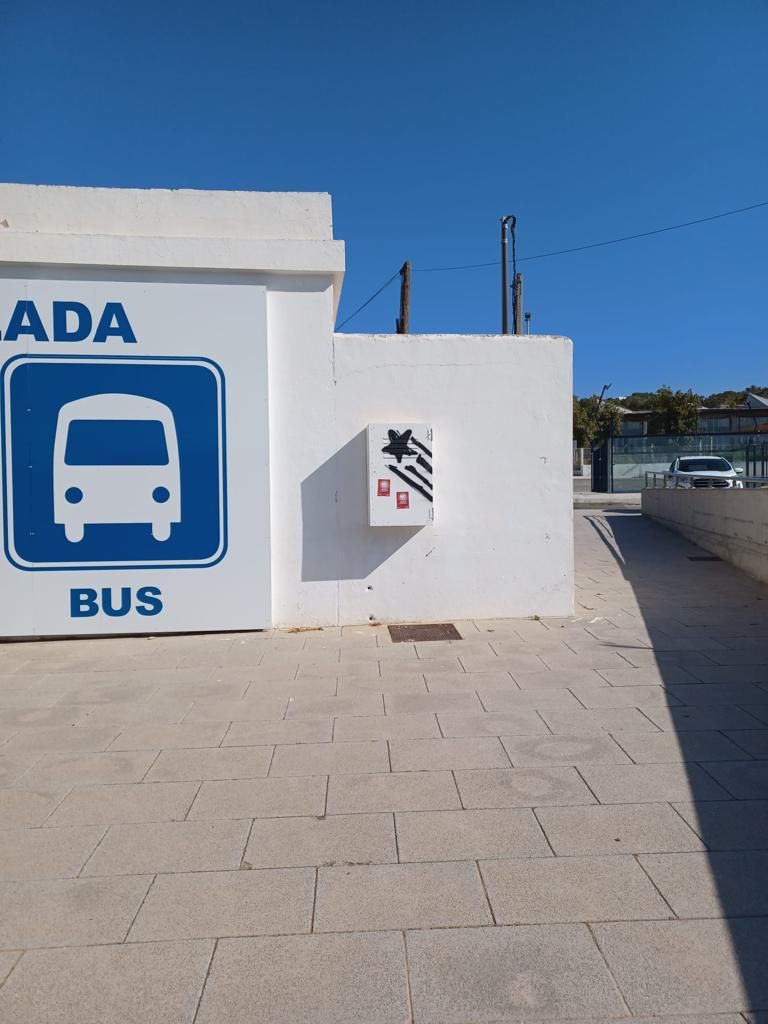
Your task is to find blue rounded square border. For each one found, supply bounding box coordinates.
[0,353,228,572]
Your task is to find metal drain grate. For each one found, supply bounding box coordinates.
[688,555,722,562]
[388,623,462,643]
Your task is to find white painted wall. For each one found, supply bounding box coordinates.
[642,488,768,585]
[270,332,574,625]
[0,183,574,632]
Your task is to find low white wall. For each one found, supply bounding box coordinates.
[642,488,768,584]
[271,332,574,626]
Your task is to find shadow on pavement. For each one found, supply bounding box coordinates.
[582,509,768,1013]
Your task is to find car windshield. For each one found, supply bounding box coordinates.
[65,419,169,466]
[677,458,732,473]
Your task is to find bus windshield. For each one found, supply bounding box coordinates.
[64,419,169,466]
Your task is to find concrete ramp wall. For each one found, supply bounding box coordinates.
[642,488,768,584]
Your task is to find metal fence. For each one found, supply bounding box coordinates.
[592,434,768,493]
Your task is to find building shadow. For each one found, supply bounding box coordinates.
[582,509,768,1012]
[300,430,421,582]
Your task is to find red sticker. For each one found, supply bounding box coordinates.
[377,479,391,497]
[396,491,409,509]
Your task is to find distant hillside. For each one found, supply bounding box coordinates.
[617,386,768,410]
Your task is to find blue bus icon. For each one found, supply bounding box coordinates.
[1,355,226,570]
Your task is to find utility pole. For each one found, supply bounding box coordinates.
[513,273,523,335]
[395,261,411,334]
[500,215,516,334]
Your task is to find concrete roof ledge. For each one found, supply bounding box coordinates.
[0,183,346,309]
[0,183,335,241]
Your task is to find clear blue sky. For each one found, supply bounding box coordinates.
[3,0,766,397]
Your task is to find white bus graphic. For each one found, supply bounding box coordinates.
[53,393,181,543]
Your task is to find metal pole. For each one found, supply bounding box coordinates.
[513,273,524,334]
[501,218,509,334]
[500,215,516,334]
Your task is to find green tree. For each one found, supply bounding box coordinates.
[598,401,624,437]
[649,386,701,434]
[620,392,656,411]
[573,396,592,447]
[573,395,624,446]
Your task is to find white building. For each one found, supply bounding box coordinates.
[0,184,573,636]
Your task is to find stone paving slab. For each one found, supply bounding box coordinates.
[0,787,70,827]
[639,850,768,917]
[18,750,158,788]
[45,780,199,826]
[536,803,706,855]
[454,766,597,808]
[0,825,104,881]
[244,812,397,868]
[578,763,733,803]
[643,706,767,731]
[144,745,273,782]
[182,696,290,722]
[3,724,122,754]
[436,709,551,736]
[479,853,672,923]
[388,736,511,770]
[129,867,315,940]
[500,733,632,766]
[222,718,333,746]
[723,728,768,757]
[406,924,627,1023]
[700,760,768,799]
[195,932,409,1024]
[332,712,440,740]
[395,807,552,861]
[81,819,251,875]
[108,722,228,750]
[313,861,492,931]
[269,739,388,776]
[0,940,214,1024]
[540,707,662,734]
[0,875,152,949]
[326,770,461,814]
[593,917,768,1014]
[673,799,768,849]
[614,730,753,763]
[188,776,326,819]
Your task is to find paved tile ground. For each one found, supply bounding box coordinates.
[2,508,768,1021]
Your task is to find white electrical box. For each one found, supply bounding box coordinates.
[367,423,433,526]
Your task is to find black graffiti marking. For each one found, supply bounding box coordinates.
[416,453,433,475]
[401,463,433,490]
[387,464,433,502]
[411,438,432,459]
[382,429,417,464]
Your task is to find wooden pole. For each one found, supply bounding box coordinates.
[396,261,411,334]
[513,273,523,334]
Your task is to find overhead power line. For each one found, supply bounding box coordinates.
[336,269,400,329]
[335,199,768,328]
[415,200,768,272]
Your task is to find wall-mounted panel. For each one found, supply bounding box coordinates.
[367,423,433,526]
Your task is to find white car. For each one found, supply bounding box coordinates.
[667,456,744,489]
[53,393,181,543]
